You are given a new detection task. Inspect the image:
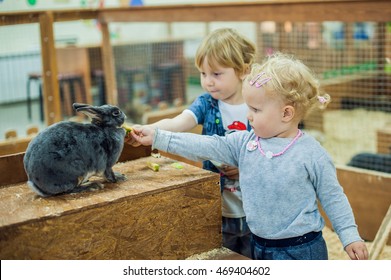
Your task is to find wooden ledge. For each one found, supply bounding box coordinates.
[0,156,218,228]
[0,156,221,259]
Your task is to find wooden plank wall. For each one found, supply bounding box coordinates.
[322,165,391,245]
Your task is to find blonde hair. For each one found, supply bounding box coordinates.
[246,52,330,120]
[195,28,256,77]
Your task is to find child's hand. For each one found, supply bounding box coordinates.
[345,241,368,260]
[124,124,142,147]
[130,126,155,146]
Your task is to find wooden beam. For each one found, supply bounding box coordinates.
[39,11,62,125]
[0,137,32,157]
[0,153,27,186]
[100,21,118,105]
[0,11,40,26]
[0,10,97,26]
[52,10,98,22]
[369,205,391,260]
[1,1,390,27]
[99,1,391,23]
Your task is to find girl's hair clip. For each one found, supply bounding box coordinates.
[318,96,327,104]
[249,72,272,88]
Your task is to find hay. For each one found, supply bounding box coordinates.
[323,227,391,260]
[186,227,391,260]
[322,109,391,165]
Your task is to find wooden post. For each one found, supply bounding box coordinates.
[100,21,118,105]
[369,205,391,260]
[256,22,263,57]
[39,11,62,125]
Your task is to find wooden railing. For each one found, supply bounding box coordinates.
[1,0,390,126]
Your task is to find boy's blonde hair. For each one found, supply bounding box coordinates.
[247,52,331,120]
[195,28,256,77]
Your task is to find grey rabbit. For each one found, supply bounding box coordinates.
[24,103,127,197]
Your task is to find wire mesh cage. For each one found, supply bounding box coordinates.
[254,21,391,172]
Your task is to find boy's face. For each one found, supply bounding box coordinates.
[242,82,285,139]
[199,57,243,104]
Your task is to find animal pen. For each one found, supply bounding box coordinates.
[0,0,390,260]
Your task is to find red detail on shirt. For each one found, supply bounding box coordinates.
[227,121,247,131]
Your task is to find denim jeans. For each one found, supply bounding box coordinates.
[222,216,252,259]
[251,231,328,260]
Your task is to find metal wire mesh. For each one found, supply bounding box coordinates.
[257,21,391,172]
[0,19,390,173]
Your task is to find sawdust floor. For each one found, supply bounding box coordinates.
[323,227,391,260]
[188,227,391,260]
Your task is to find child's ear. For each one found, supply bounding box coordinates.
[240,64,250,80]
[240,72,248,81]
[282,105,295,121]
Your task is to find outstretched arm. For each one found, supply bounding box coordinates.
[150,112,197,132]
[130,126,155,146]
[125,112,197,146]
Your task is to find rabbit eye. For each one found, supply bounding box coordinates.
[112,110,121,117]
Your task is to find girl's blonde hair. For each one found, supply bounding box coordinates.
[247,52,331,120]
[195,28,256,77]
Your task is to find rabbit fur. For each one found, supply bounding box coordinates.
[24,103,127,197]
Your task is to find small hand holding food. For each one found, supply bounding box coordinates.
[124,124,142,146]
[130,126,155,146]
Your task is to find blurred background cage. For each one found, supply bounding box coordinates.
[0,0,391,175]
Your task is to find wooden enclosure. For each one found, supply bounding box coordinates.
[0,147,222,260]
[0,0,390,258]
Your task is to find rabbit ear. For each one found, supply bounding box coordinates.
[73,103,102,122]
[73,103,90,111]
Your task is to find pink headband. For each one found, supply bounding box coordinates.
[249,72,272,88]
[318,96,327,104]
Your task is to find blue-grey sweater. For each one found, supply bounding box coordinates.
[152,129,362,248]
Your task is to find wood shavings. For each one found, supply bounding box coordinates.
[322,227,391,260]
[186,247,232,260]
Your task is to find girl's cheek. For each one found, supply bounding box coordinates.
[246,111,252,122]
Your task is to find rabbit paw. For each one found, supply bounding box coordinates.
[105,170,127,183]
[114,172,127,182]
[71,181,104,194]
